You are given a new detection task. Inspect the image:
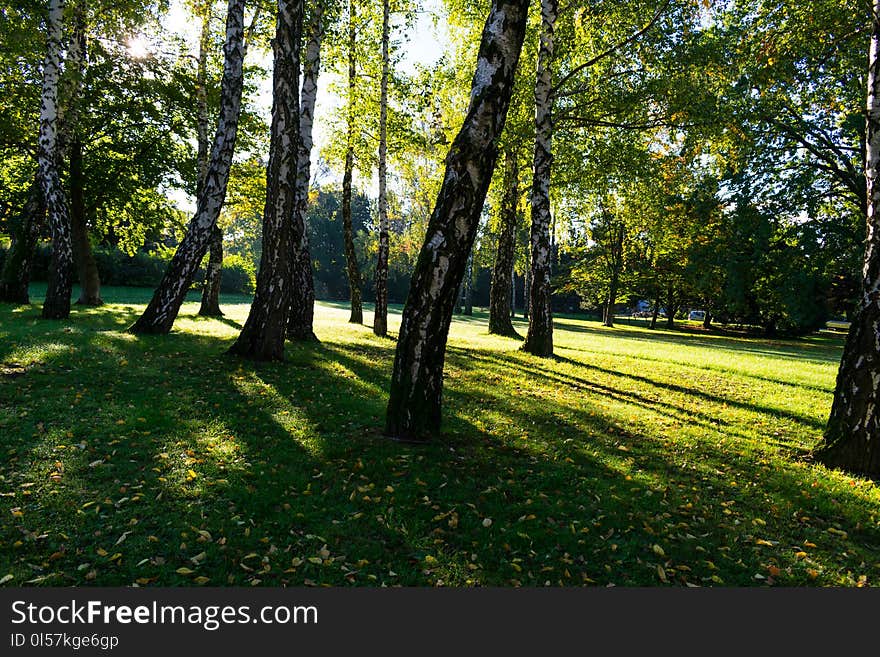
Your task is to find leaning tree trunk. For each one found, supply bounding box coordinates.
[373,0,391,337]
[287,4,325,342]
[342,0,363,325]
[815,0,880,476]
[0,175,43,304]
[129,0,246,334]
[196,11,224,318]
[228,0,303,361]
[522,0,557,357]
[489,151,520,336]
[385,0,531,441]
[39,0,74,320]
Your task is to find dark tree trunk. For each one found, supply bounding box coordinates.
[602,218,624,328]
[342,0,362,325]
[650,297,659,329]
[702,310,712,329]
[489,151,520,336]
[287,5,324,342]
[373,0,391,337]
[129,0,246,334]
[665,286,675,329]
[511,274,517,317]
[523,252,530,319]
[69,138,102,305]
[199,226,224,316]
[228,0,303,360]
[0,176,43,304]
[39,0,74,320]
[522,0,557,357]
[464,254,473,315]
[385,0,530,441]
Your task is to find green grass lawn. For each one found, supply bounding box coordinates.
[1,285,878,587]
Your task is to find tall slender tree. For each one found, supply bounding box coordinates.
[64,0,102,306]
[287,3,326,342]
[228,0,303,360]
[489,149,520,336]
[815,0,880,476]
[196,4,224,317]
[522,0,557,356]
[385,0,531,441]
[341,0,363,324]
[39,0,75,319]
[373,0,391,336]
[129,0,247,334]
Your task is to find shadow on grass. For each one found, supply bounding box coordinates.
[0,301,877,588]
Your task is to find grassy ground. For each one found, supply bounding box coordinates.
[1,285,878,588]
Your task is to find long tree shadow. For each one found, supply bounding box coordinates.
[1,305,877,588]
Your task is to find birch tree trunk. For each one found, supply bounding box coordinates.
[228,0,303,360]
[385,0,531,441]
[489,150,519,336]
[815,1,880,476]
[373,0,391,337]
[61,0,101,306]
[39,0,74,320]
[129,0,246,334]
[196,10,224,318]
[342,0,363,325]
[287,4,325,342]
[0,175,43,304]
[522,0,557,356]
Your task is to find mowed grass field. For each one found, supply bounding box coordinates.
[1,285,878,587]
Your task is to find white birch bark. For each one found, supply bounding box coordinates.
[39,0,74,319]
[817,0,880,475]
[130,0,247,334]
[288,3,325,341]
[228,0,303,360]
[373,0,391,337]
[522,0,557,356]
[385,0,531,440]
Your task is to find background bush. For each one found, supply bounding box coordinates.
[0,244,256,295]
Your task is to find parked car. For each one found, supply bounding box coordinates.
[688,310,706,322]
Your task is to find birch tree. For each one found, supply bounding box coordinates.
[129,0,247,334]
[815,0,880,476]
[385,0,531,441]
[228,0,303,360]
[287,2,326,342]
[373,0,392,337]
[196,3,223,317]
[521,0,557,356]
[39,0,75,319]
[341,0,363,324]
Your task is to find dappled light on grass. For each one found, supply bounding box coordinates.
[1,287,878,587]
